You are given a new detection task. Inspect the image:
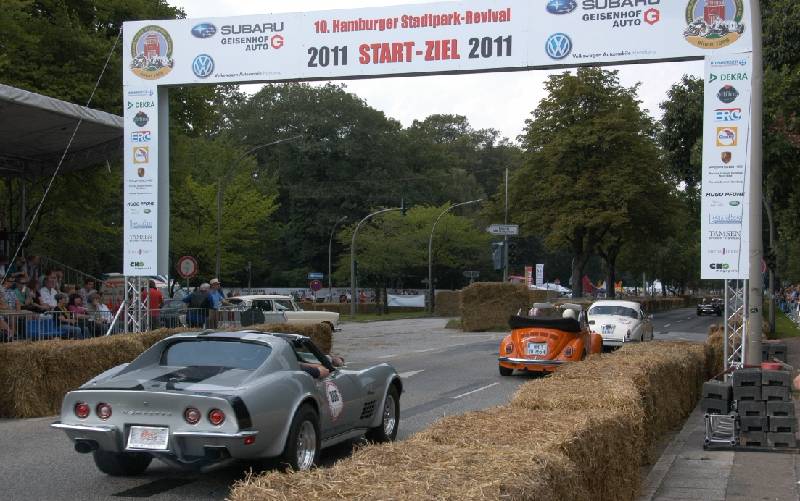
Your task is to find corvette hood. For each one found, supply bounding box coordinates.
[87,365,252,392]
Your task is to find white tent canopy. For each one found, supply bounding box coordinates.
[0,84,123,179]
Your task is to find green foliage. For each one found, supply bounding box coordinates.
[334,205,491,289]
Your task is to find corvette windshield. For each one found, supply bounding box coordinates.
[161,340,271,370]
[588,306,638,319]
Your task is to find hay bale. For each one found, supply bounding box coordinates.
[411,406,639,501]
[0,323,331,419]
[229,441,587,501]
[459,282,529,332]
[434,290,461,317]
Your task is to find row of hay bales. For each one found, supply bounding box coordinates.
[230,339,713,501]
[0,323,332,419]
[454,282,696,332]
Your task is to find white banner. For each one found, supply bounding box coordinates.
[123,86,159,275]
[700,52,751,280]
[122,1,752,87]
[387,294,426,307]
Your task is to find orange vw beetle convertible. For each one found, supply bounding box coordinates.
[498,303,603,376]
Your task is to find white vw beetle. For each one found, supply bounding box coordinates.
[586,300,653,348]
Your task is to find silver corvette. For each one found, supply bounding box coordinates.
[51,330,402,475]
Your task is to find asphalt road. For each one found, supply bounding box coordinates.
[0,308,717,500]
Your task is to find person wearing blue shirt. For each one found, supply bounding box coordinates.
[208,278,226,309]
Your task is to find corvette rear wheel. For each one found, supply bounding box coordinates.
[281,404,320,471]
[366,386,399,443]
[498,365,513,376]
[92,450,152,476]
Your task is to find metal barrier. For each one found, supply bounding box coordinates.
[0,306,288,343]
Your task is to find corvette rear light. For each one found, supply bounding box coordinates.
[74,402,90,419]
[208,408,225,426]
[96,403,112,420]
[184,407,201,425]
[243,436,256,446]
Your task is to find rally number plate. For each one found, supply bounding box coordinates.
[526,342,548,356]
[127,426,169,450]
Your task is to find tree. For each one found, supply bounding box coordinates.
[511,68,666,297]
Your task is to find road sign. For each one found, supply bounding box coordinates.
[307,272,324,280]
[463,271,480,278]
[309,279,322,292]
[486,224,519,236]
[176,256,198,279]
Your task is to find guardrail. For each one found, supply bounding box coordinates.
[0,306,287,343]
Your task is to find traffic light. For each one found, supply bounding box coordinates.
[765,248,777,271]
[491,242,505,271]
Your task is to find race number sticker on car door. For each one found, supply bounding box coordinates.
[325,380,344,421]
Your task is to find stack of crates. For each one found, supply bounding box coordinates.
[734,368,796,448]
[762,341,787,363]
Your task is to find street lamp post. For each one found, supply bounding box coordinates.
[328,215,348,303]
[350,207,402,316]
[428,199,482,313]
[215,135,301,278]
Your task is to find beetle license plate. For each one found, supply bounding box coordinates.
[526,342,547,356]
[127,426,169,450]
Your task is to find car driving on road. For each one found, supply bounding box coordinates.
[227,295,340,330]
[587,300,653,348]
[696,297,723,317]
[52,330,401,474]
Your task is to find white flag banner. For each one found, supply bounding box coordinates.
[700,52,751,279]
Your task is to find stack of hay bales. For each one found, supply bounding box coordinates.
[434,290,461,317]
[230,341,711,501]
[460,282,529,332]
[0,323,331,418]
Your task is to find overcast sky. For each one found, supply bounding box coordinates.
[169,0,704,142]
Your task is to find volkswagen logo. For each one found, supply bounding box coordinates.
[545,33,572,60]
[192,54,214,78]
[191,23,217,38]
[546,0,577,15]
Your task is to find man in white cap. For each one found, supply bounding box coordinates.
[208,278,226,309]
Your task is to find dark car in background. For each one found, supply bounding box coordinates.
[697,298,722,317]
[160,298,187,328]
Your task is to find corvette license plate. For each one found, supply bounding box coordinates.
[127,426,169,450]
[526,342,547,356]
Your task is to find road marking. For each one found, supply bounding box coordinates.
[413,348,437,353]
[377,354,396,359]
[451,382,500,400]
[398,370,425,379]
[664,323,672,328]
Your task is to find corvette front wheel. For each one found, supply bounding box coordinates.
[366,386,400,443]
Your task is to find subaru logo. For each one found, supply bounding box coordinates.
[546,0,577,14]
[192,54,214,78]
[545,33,572,60]
[191,23,217,38]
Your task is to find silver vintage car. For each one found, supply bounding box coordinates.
[51,330,402,474]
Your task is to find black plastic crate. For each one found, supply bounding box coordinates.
[767,432,797,448]
[761,345,770,362]
[702,379,733,401]
[740,416,768,432]
[767,401,795,417]
[741,430,766,447]
[762,370,792,387]
[769,416,798,433]
[768,343,788,363]
[702,398,731,415]
[739,401,767,417]
[733,385,761,401]
[762,386,790,402]
[732,368,762,387]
